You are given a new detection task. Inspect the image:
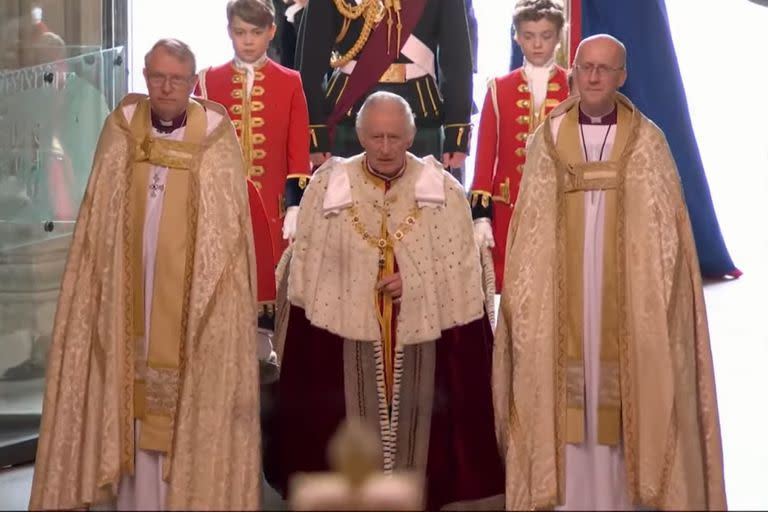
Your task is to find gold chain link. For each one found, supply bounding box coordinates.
[347,204,421,251]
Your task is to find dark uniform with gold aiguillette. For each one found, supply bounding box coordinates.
[296,0,474,160]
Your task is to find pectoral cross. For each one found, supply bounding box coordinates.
[149,173,164,198]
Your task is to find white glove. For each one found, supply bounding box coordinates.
[282,206,299,241]
[473,218,495,249]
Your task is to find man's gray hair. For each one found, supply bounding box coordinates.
[144,38,196,75]
[355,91,416,133]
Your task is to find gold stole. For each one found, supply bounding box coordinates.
[556,102,631,446]
[129,99,206,453]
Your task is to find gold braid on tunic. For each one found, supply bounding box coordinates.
[330,0,404,68]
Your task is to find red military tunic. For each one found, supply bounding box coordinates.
[196,58,310,318]
[470,66,569,290]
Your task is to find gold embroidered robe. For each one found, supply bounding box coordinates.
[29,94,262,510]
[494,95,727,510]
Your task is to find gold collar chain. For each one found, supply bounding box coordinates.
[347,204,421,252]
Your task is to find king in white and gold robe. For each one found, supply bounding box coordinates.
[270,153,505,510]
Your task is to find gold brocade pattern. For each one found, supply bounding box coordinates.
[135,137,201,170]
[554,102,633,447]
[127,98,207,456]
[495,95,726,510]
[28,94,262,510]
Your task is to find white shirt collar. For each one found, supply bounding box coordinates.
[523,56,555,76]
[234,54,268,72]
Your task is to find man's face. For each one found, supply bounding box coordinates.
[357,102,414,177]
[228,16,276,63]
[573,39,627,114]
[515,18,560,67]
[143,48,196,121]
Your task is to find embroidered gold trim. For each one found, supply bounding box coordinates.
[425,78,439,115]
[415,80,428,117]
[325,72,341,98]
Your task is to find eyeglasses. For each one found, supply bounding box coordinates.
[572,63,625,76]
[146,72,193,89]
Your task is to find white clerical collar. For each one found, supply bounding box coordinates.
[234,54,268,73]
[578,104,618,125]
